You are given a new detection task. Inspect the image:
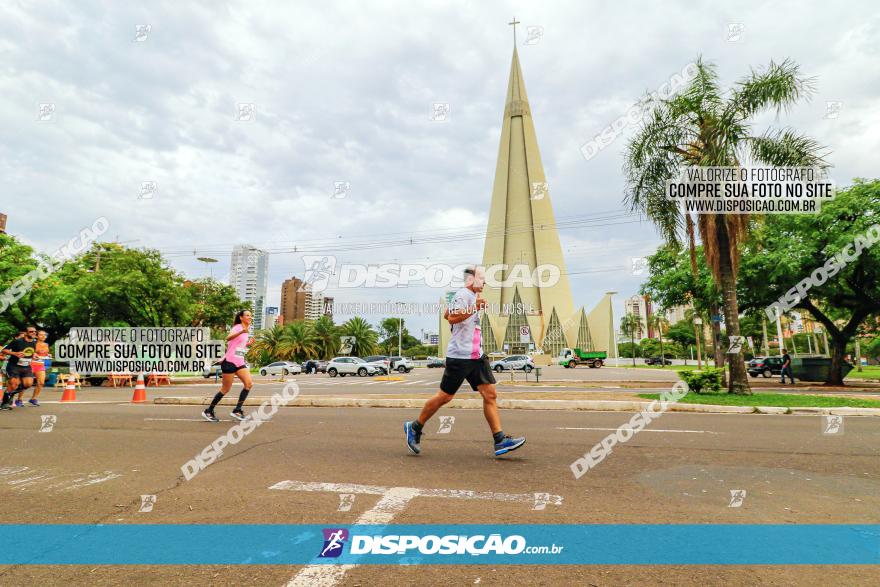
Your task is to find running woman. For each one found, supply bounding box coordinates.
[202,310,254,422]
[27,331,50,406]
[1,327,37,411]
[404,266,526,457]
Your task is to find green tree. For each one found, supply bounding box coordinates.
[620,314,641,366]
[625,57,828,393]
[618,341,641,360]
[666,320,696,349]
[339,316,378,357]
[250,325,289,362]
[648,313,670,365]
[311,315,340,360]
[738,179,880,384]
[185,278,248,329]
[0,234,39,340]
[277,321,318,362]
[44,243,192,332]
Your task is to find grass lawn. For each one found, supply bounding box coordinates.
[637,392,880,408]
[844,365,880,380]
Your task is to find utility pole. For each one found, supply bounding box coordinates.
[761,317,770,356]
[398,318,403,357]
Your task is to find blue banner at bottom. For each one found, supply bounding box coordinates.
[1,525,877,565]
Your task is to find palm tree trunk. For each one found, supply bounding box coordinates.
[632,331,636,366]
[715,222,751,394]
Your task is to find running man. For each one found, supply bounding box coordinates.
[1,327,37,411]
[27,331,50,406]
[202,310,254,422]
[404,266,525,457]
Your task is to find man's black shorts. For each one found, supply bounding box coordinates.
[440,356,496,395]
[220,359,247,374]
[5,365,34,380]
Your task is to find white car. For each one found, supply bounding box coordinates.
[389,356,414,373]
[327,357,379,377]
[489,355,535,373]
[258,361,302,377]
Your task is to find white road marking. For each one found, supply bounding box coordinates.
[0,466,30,476]
[272,480,562,587]
[143,418,256,422]
[38,400,124,404]
[1,466,122,492]
[60,472,123,491]
[556,427,718,434]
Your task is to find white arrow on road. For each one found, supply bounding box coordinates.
[270,480,563,586]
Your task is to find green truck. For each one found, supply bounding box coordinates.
[558,347,606,368]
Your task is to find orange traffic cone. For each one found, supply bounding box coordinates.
[60,375,77,402]
[131,373,146,403]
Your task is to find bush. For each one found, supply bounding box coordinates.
[677,367,724,394]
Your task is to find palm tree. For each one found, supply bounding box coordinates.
[311,314,340,360]
[648,313,670,367]
[250,325,287,361]
[684,306,705,369]
[620,314,641,367]
[624,57,828,394]
[277,321,317,362]
[339,316,378,357]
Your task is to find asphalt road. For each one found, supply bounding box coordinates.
[0,399,877,585]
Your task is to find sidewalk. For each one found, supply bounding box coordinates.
[153,390,880,416]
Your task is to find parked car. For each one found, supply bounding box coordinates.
[327,357,379,377]
[259,361,302,377]
[301,360,329,374]
[203,361,222,378]
[426,356,445,368]
[363,355,391,375]
[644,357,673,366]
[489,355,535,373]
[389,356,414,373]
[748,356,784,378]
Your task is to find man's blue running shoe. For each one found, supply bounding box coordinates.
[404,421,422,455]
[28,399,39,406]
[494,435,526,456]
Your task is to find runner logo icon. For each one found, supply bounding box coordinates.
[319,528,348,558]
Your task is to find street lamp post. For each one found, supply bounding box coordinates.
[197,257,218,279]
[694,316,703,369]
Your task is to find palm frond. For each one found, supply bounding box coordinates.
[745,128,830,169]
[724,59,816,122]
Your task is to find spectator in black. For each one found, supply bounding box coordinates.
[780,349,795,384]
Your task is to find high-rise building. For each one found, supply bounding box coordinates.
[664,304,689,325]
[304,289,323,321]
[322,296,334,319]
[0,212,7,234]
[230,245,269,329]
[624,295,653,340]
[439,39,613,359]
[264,306,279,330]
[281,277,309,322]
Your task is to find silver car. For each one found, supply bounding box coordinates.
[489,355,535,373]
[327,357,379,377]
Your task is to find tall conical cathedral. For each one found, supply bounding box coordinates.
[439,44,614,360]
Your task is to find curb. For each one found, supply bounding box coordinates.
[152,396,880,416]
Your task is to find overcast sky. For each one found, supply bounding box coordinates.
[2,1,878,336]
